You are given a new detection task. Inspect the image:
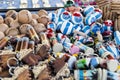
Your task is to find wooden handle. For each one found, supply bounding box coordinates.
[73,30,87,37]
[96,31,103,42]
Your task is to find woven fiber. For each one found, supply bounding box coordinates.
[96,0,120,31]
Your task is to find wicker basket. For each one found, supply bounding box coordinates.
[96,0,120,31]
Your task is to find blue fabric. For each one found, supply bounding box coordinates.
[63,22,71,35]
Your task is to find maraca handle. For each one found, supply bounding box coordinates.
[73,30,88,37]
[96,31,103,42]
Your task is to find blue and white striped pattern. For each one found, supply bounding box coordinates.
[84,6,95,16]
[107,71,120,80]
[85,14,96,25]
[60,21,73,35]
[71,12,83,24]
[60,11,71,21]
[63,42,72,52]
[90,23,102,35]
[74,70,97,80]
[74,41,90,52]
[96,42,108,56]
[54,17,62,24]
[47,22,56,31]
[114,31,120,45]
[56,21,63,31]
[106,44,120,59]
[82,25,90,36]
[56,8,66,17]
[75,35,85,43]
[93,11,102,21]
[73,24,82,32]
[48,12,56,22]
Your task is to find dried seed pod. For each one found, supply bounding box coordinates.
[34,23,46,33]
[0,16,4,24]
[10,20,21,28]
[6,10,17,20]
[18,10,32,24]
[4,17,14,26]
[38,9,48,17]
[0,24,9,33]
[32,14,39,20]
[5,28,19,36]
[37,15,50,26]
[19,24,30,34]
[30,19,38,26]
[0,31,5,40]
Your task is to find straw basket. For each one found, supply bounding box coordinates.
[96,0,120,31]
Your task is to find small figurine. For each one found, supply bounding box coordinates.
[101,20,113,40]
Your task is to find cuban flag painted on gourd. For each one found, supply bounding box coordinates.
[106,42,120,59]
[82,25,91,36]
[93,8,102,21]
[84,5,95,16]
[85,14,96,25]
[101,20,113,33]
[60,11,71,21]
[90,23,102,35]
[71,12,83,24]
[60,21,74,35]
[56,8,66,17]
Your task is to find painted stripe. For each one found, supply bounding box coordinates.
[90,58,98,67]
[56,22,63,31]
[94,12,102,20]
[98,47,107,56]
[72,16,83,24]
[114,31,120,45]
[106,45,119,58]
[85,15,96,25]
[47,22,56,30]
[60,21,73,35]
[60,12,71,21]
[57,8,66,17]
[84,6,94,16]
[79,70,84,80]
